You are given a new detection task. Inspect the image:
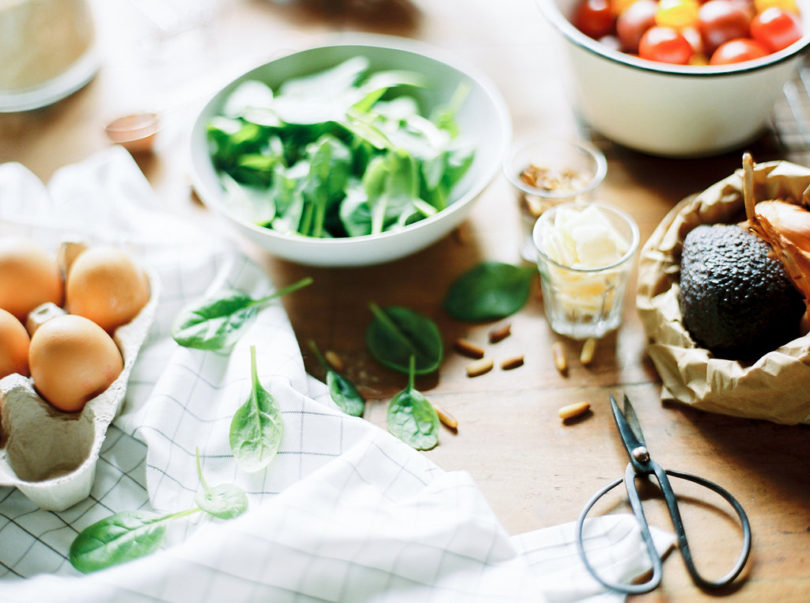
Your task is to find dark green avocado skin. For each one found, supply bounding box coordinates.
[679,224,805,361]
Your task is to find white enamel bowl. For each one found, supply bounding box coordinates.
[189,37,510,267]
[537,0,810,157]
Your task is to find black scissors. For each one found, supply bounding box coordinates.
[575,394,752,595]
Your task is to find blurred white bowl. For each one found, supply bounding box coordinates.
[537,0,810,157]
[189,36,510,267]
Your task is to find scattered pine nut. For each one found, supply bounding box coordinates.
[580,338,597,365]
[558,401,591,421]
[466,357,494,377]
[454,338,485,359]
[433,403,458,430]
[552,342,567,375]
[453,223,470,244]
[500,355,524,370]
[489,323,512,343]
[324,350,344,372]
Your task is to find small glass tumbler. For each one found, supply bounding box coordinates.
[503,137,607,262]
[532,202,640,339]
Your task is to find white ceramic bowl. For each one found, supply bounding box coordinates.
[189,36,510,267]
[537,0,810,157]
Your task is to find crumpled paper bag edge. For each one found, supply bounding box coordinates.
[636,160,810,425]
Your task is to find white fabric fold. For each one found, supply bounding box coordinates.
[0,148,674,602]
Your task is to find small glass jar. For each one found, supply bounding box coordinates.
[532,201,639,339]
[503,137,607,262]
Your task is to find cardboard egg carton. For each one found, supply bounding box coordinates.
[0,269,159,511]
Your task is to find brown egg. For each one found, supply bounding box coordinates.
[0,237,63,321]
[29,314,123,413]
[0,308,30,378]
[66,246,150,333]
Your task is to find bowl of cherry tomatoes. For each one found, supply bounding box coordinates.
[537,0,810,156]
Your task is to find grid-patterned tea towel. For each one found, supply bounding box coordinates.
[0,148,673,602]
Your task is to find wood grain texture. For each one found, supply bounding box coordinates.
[1,1,808,600]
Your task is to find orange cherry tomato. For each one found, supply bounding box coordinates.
[697,0,752,54]
[709,37,770,63]
[750,7,803,51]
[575,0,616,39]
[639,26,694,63]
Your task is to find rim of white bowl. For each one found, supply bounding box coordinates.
[190,33,512,249]
[536,0,810,78]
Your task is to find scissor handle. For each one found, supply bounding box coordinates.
[576,466,663,595]
[576,462,752,595]
[654,464,752,590]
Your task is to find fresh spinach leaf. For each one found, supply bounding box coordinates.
[70,452,248,573]
[172,276,312,351]
[444,262,536,322]
[229,346,284,472]
[386,356,439,450]
[366,303,442,375]
[195,448,249,520]
[69,509,197,574]
[307,340,365,417]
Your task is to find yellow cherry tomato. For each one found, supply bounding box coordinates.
[754,0,798,14]
[655,0,700,29]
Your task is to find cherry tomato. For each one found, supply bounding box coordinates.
[709,37,770,63]
[682,26,705,55]
[655,0,700,29]
[617,0,658,52]
[754,0,798,14]
[697,0,752,54]
[750,7,803,51]
[639,26,694,63]
[611,0,639,16]
[574,0,616,39]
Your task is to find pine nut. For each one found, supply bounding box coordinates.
[433,403,458,430]
[500,355,524,370]
[324,350,344,372]
[552,342,567,375]
[580,338,597,365]
[489,323,512,343]
[558,401,591,421]
[454,338,485,359]
[466,357,494,377]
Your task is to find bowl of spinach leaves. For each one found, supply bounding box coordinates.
[189,36,510,267]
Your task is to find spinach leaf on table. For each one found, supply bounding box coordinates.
[444,262,536,322]
[229,346,284,472]
[172,276,312,351]
[366,303,443,375]
[386,356,439,451]
[308,340,365,417]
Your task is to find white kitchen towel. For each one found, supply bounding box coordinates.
[0,148,674,602]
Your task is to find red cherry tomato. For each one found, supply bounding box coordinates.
[574,0,616,39]
[709,37,770,63]
[617,0,658,52]
[639,26,694,63]
[697,0,752,54]
[750,7,803,51]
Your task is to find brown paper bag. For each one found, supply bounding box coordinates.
[636,160,810,425]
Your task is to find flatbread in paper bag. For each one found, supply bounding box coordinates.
[636,160,810,425]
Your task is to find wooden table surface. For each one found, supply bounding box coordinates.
[2,0,808,600]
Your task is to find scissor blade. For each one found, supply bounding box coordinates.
[622,394,646,447]
[609,394,645,460]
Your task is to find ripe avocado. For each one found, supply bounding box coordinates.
[679,224,805,361]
